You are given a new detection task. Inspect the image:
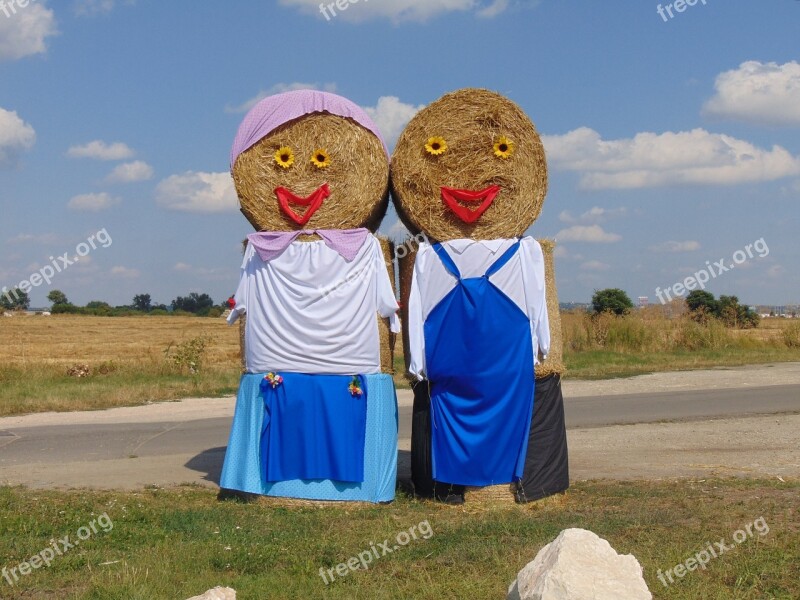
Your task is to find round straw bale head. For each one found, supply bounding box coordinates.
[391,88,547,242]
[233,112,389,232]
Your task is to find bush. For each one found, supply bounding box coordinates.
[784,323,800,348]
[676,317,732,351]
[591,288,634,316]
[165,336,212,375]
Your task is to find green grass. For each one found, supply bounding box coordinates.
[0,364,241,417]
[563,347,800,380]
[0,479,797,599]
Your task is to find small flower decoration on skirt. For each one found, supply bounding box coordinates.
[264,372,284,388]
[493,136,514,159]
[349,376,364,397]
[425,136,448,156]
[310,148,331,169]
[274,146,295,169]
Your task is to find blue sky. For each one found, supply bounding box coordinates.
[0,0,798,308]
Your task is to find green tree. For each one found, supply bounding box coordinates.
[47,290,70,307]
[591,288,634,316]
[718,295,759,329]
[172,293,215,315]
[1,287,30,311]
[686,290,719,323]
[133,294,152,312]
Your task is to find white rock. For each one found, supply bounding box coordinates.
[186,587,236,600]
[507,529,652,600]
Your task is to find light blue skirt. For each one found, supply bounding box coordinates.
[220,373,398,503]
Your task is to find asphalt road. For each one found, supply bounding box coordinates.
[1,383,798,489]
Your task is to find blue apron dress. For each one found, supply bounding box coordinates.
[424,241,535,487]
[260,373,368,483]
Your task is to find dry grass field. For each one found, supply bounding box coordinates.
[1,312,799,416]
[1,315,240,368]
[0,315,242,416]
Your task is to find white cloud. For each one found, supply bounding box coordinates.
[280,0,509,23]
[767,265,785,278]
[543,127,800,190]
[704,61,800,126]
[650,241,701,253]
[580,260,610,271]
[225,82,338,114]
[6,232,59,245]
[170,261,230,281]
[558,206,627,224]
[156,171,238,213]
[68,192,120,212]
[477,0,508,18]
[73,0,136,16]
[105,160,153,183]
[555,225,621,244]
[0,108,36,166]
[364,96,425,149]
[0,4,57,62]
[67,140,135,161]
[381,217,412,243]
[110,266,140,278]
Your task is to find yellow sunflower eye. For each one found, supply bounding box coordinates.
[274,146,295,169]
[311,149,331,169]
[425,136,448,156]
[494,136,514,159]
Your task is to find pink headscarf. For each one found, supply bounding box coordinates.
[230,90,388,170]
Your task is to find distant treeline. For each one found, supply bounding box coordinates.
[2,290,233,318]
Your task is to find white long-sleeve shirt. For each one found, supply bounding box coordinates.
[408,237,549,380]
[228,235,400,375]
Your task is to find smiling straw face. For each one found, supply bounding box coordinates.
[391,88,548,242]
[233,112,390,232]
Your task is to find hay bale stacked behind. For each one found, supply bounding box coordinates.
[398,244,418,379]
[535,239,565,379]
[239,314,247,374]
[378,237,397,374]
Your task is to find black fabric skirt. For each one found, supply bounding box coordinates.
[410,374,569,502]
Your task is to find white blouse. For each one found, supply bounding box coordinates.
[228,235,400,375]
[407,237,550,380]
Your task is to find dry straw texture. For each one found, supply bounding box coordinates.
[535,239,566,378]
[398,244,418,381]
[378,237,397,374]
[391,88,548,242]
[233,113,389,232]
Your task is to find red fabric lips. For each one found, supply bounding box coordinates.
[440,185,501,224]
[275,183,330,226]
